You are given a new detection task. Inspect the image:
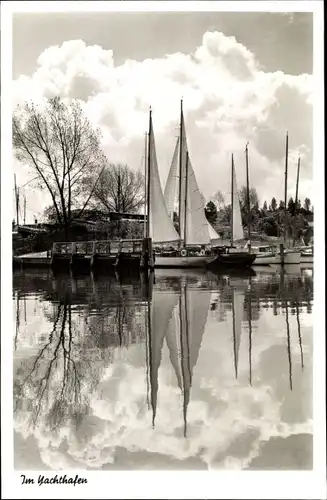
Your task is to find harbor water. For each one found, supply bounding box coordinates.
[13,265,313,470]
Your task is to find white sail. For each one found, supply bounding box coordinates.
[164,137,180,219]
[208,222,221,244]
[164,105,214,246]
[232,288,244,378]
[231,160,244,242]
[148,114,181,243]
[185,158,211,245]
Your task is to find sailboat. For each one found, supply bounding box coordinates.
[210,155,256,267]
[146,103,217,268]
[147,277,210,436]
[252,133,301,266]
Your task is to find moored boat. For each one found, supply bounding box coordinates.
[146,101,217,268]
[251,244,301,265]
[210,153,257,269]
[211,247,256,267]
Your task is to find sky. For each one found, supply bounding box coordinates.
[11,11,314,222]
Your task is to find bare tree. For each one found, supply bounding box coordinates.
[13,97,106,237]
[91,163,145,213]
[213,190,225,210]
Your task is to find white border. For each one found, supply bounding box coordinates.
[1,2,325,499]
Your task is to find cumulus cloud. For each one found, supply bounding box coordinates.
[12,31,313,221]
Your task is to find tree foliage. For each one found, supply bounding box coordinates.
[238,185,259,210]
[13,98,106,233]
[270,197,277,211]
[304,197,311,211]
[90,164,145,214]
[205,200,218,224]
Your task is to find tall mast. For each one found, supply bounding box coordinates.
[284,131,289,244]
[143,132,148,238]
[146,108,152,239]
[245,143,251,251]
[231,154,234,246]
[178,99,184,234]
[14,174,20,227]
[294,155,301,213]
[293,154,301,246]
[183,151,189,247]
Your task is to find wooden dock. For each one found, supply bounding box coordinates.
[13,238,154,272]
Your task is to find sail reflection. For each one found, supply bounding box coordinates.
[147,279,211,437]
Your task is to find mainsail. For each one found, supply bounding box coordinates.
[163,104,213,246]
[147,111,181,243]
[208,222,221,244]
[231,156,244,242]
[164,137,180,219]
[185,158,211,245]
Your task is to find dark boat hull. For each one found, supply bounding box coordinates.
[209,252,256,268]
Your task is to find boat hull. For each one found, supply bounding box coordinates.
[252,253,278,265]
[210,252,256,268]
[252,250,301,265]
[283,251,301,264]
[154,255,216,268]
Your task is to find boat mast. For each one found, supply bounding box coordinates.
[143,132,148,238]
[146,108,152,240]
[294,155,301,213]
[178,99,184,236]
[293,155,301,246]
[284,131,289,245]
[183,151,189,248]
[245,143,251,251]
[231,154,234,247]
[14,174,20,227]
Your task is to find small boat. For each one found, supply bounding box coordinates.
[210,246,256,267]
[251,244,301,265]
[210,154,257,269]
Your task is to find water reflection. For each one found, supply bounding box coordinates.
[13,266,313,470]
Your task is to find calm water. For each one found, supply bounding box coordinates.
[13,265,313,471]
